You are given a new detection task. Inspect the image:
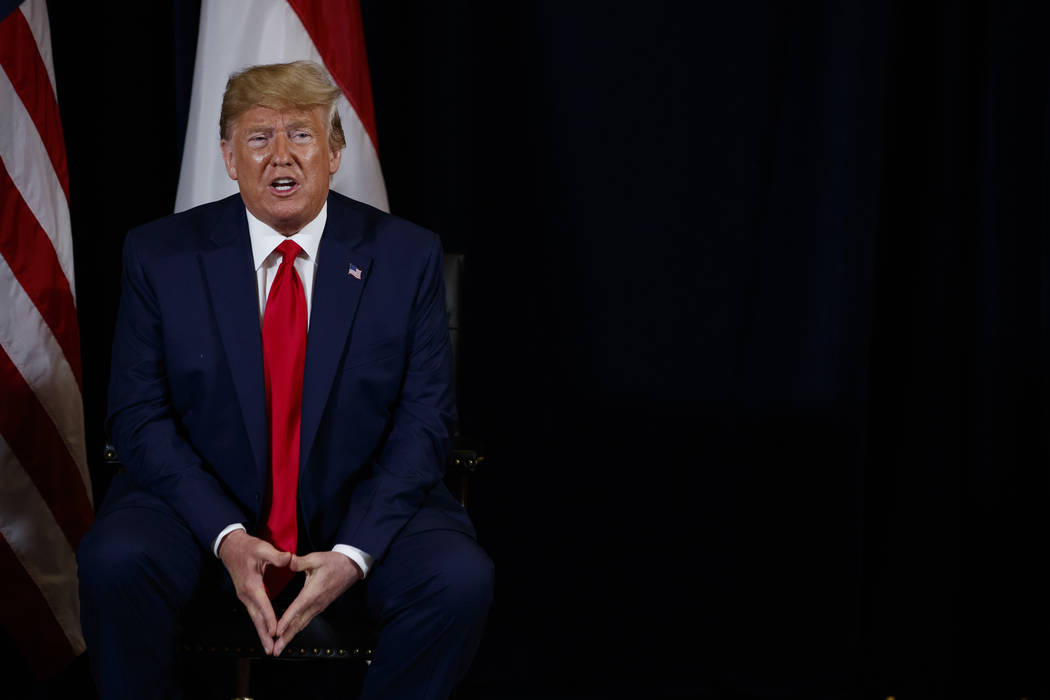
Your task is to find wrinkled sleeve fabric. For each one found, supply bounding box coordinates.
[335,233,456,563]
[106,231,247,548]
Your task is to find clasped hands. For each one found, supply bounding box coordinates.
[217,530,361,656]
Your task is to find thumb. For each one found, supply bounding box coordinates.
[257,541,293,567]
[289,553,317,573]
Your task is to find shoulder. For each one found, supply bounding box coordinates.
[326,191,440,259]
[123,193,244,257]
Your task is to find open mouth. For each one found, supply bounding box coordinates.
[269,177,299,194]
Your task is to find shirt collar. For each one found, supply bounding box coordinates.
[246,201,327,270]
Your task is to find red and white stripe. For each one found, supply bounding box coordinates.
[0,0,91,677]
[175,0,388,213]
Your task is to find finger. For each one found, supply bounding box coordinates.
[274,604,316,658]
[275,592,305,640]
[242,580,278,636]
[273,606,303,657]
[276,578,324,638]
[258,591,278,638]
[273,623,300,658]
[273,634,289,658]
[252,614,275,655]
[240,595,275,655]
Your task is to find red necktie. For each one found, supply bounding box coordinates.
[260,239,306,596]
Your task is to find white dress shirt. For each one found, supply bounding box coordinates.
[212,203,374,578]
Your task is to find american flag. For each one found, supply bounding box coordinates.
[0,0,92,678]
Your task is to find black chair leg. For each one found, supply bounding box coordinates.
[233,657,252,700]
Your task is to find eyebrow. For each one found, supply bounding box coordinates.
[242,122,314,133]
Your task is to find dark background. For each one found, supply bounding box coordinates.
[9,1,1050,698]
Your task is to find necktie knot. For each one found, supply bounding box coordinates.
[275,239,302,266]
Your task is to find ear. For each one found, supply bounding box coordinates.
[328,144,342,176]
[220,140,238,180]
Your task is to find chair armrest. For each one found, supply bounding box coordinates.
[103,442,121,465]
[444,445,484,509]
[448,448,484,475]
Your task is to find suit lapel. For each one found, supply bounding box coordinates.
[301,198,374,470]
[200,198,268,486]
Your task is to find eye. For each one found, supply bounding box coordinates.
[292,130,312,142]
[248,135,268,146]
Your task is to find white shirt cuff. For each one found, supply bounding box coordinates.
[332,544,373,578]
[212,523,246,557]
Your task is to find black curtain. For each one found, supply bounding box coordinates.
[865,2,1050,696]
[15,1,1048,698]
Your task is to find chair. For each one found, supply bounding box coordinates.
[102,253,482,699]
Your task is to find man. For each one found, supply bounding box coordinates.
[78,61,493,699]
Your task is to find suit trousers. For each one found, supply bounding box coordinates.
[77,474,494,700]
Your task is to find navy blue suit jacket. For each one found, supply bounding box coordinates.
[105,191,473,565]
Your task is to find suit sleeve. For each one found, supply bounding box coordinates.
[334,233,457,562]
[106,232,248,548]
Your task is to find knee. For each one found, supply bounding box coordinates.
[77,526,156,602]
[430,544,495,621]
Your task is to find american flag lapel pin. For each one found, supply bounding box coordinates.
[347,263,363,280]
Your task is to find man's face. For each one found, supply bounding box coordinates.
[221,104,341,235]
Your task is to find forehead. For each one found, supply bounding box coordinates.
[234,104,327,131]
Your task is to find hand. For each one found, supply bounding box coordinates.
[273,551,361,656]
[217,530,292,655]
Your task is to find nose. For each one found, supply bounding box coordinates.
[271,133,292,166]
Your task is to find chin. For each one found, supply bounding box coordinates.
[264,207,304,227]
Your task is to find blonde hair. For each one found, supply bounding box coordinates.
[219,60,346,150]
